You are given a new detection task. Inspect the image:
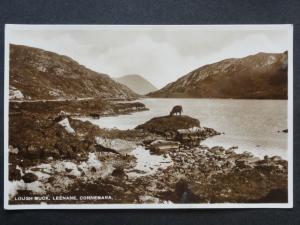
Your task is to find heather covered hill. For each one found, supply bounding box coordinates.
[9,44,138,100]
[148,52,288,99]
[115,74,157,95]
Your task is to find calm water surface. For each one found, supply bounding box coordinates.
[79,98,288,159]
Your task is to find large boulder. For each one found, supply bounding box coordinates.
[135,115,200,136]
[176,126,220,146]
[9,165,22,181]
[136,115,220,146]
[22,172,38,183]
[149,140,180,154]
[95,137,137,153]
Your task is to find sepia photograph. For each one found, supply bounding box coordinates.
[4,25,293,209]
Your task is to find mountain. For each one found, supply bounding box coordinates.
[115,74,157,95]
[9,44,138,100]
[147,52,288,99]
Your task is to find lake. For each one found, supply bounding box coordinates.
[78,98,288,159]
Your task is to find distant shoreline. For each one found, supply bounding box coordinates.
[144,96,288,100]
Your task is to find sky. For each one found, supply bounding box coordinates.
[8,26,290,88]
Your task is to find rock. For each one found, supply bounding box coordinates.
[56,143,74,158]
[160,179,201,203]
[209,146,225,154]
[65,168,73,173]
[43,147,60,158]
[226,146,238,151]
[9,145,19,154]
[90,113,100,119]
[176,127,202,146]
[235,160,249,169]
[58,118,76,134]
[270,156,282,161]
[176,126,219,146]
[90,167,97,173]
[200,127,221,139]
[135,115,200,136]
[149,140,180,154]
[136,115,219,146]
[54,115,66,122]
[139,195,160,203]
[9,165,22,181]
[177,126,202,134]
[95,137,136,153]
[111,167,127,178]
[22,173,38,183]
[9,87,24,100]
[26,145,41,158]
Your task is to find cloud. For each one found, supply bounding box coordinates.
[8,27,289,88]
[93,35,201,87]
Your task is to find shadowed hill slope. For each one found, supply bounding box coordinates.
[148,52,288,99]
[9,44,138,100]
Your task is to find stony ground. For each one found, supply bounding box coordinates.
[8,99,288,205]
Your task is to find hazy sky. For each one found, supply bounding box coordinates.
[8,26,289,88]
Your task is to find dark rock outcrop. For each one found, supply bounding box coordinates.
[157,146,288,203]
[135,115,200,135]
[176,126,220,146]
[149,140,180,154]
[136,115,220,147]
[22,173,38,183]
[9,165,22,181]
[9,113,96,162]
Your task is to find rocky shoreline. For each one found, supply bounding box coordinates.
[8,99,288,204]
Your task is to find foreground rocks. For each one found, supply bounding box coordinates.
[156,147,287,203]
[22,173,38,183]
[10,144,287,204]
[9,99,149,164]
[176,126,220,146]
[8,104,288,204]
[149,140,180,154]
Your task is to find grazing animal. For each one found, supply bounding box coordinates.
[170,105,183,116]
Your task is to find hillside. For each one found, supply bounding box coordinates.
[9,44,138,100]
[147,52,288,99]
[115,74,157,95]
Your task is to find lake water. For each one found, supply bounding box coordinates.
[79,98,288,159]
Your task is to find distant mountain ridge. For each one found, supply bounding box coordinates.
[9,44,138,100]
[115,74,157,95]
[147,52,288,99]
